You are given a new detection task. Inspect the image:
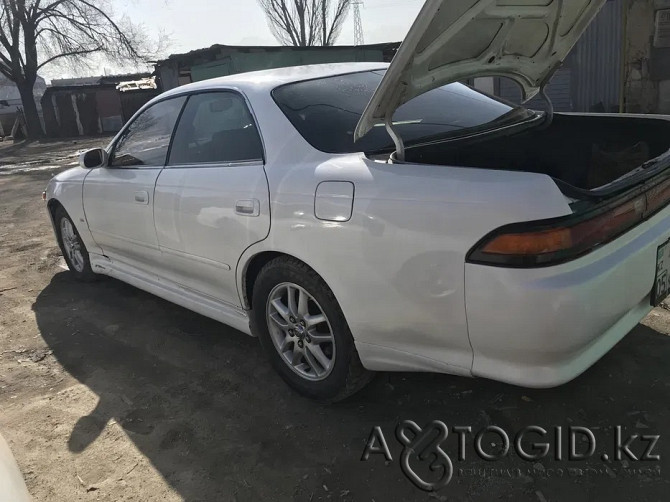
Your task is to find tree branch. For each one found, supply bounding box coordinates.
[259,0,348,47]
[0,0,164,137]
[36,46,99,69]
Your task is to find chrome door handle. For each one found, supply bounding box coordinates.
[235,199,260,217]
[134,191,149,204]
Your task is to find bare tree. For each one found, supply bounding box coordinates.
[0,0,158,138]
[258,0,351,47]
[320,0,350,46]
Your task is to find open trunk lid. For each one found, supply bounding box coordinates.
[355,0,607,141]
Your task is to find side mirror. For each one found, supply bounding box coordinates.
[79,148,108,169]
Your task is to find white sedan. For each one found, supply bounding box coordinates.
[45,0,670,400]
[0,433,31,501]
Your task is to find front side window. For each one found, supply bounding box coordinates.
[168,92,263,165]
[110,96,186,167]
[272,70,535,154]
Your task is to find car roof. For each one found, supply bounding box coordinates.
[160,62,389,98]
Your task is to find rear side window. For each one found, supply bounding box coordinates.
[110,96,186,167]
[168,92,263,165]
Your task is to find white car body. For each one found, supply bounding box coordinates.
[0,433,31,501]
[45,0,670,392]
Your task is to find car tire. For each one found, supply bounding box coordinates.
[54,206,98,282]
[250,256,373,402]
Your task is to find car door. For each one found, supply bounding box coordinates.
[83,96,186,275]
[153,91,270,306]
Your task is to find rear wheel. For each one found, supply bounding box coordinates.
[54,206,97,282]
[250,257,373,401]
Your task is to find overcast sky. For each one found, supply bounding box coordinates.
[44,0,424,80]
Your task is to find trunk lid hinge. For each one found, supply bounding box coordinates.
[536,75,554,129]
[385,111,405,162]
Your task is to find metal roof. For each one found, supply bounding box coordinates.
[159,62,389,98]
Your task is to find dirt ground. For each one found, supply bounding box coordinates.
[1,138,670,502]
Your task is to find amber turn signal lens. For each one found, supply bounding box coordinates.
[481,228,572,255]
[480,198,643,257]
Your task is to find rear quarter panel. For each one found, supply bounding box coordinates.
[239,86,574,372]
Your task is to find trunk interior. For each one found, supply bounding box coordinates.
[403,113,670,191]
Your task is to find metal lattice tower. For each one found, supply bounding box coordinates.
[353,1,364,46]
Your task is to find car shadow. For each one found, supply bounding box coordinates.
[33,272,670,502]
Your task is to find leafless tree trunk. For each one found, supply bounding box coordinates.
[0,0,161,138]
[258,0,351,47]
[320,0,350,46]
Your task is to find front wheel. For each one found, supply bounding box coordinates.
[250,257,372,401]
[54,206,98,282]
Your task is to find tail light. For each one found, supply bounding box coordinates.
[467,176,670,268]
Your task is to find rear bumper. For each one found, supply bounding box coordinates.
[464,204,670,388]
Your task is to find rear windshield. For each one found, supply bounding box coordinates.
[272,70,534,154]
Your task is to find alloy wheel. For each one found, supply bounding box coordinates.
[60,217,85,273]
[266,282,336,381]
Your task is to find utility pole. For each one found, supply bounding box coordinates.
[353,0,364,46]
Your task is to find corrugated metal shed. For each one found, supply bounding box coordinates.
[190,46,392,82]
[155,43,401,91]
[569,0,623,112]
[496,0,622,113]
[41,84,159,138]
